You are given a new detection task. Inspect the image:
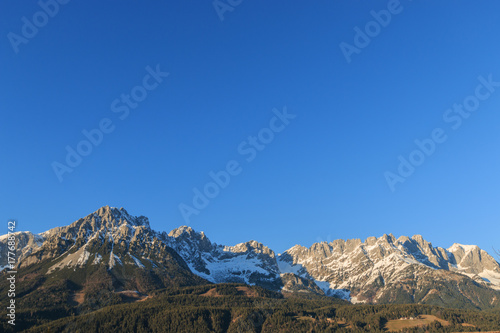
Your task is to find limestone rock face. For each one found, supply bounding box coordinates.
[1,206,204,293]
[446,243,500,288]
[0,231,44,269]
[278,233,500,308]
[165,226,281,290]
[2,207,499,309]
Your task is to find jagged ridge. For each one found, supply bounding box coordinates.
[2,206,500,310]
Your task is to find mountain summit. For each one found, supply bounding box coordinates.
[1,206,500,310]
[0,206,205,308]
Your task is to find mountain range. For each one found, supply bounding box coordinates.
[1,206,499,311]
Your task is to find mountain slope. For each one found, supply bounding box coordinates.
[1,206,499,311]
[161,226,500,308]
[0,206,206,318]
[448,243,500,288]
[163,226,281,290]
[279,233,500,309]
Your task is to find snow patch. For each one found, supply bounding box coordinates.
[277,257,306,276]
[314,279,351,300]
[128,254,145,268]
[92,253,102,265]
[472,270,500,290]
[76,249,90,266]
[350,296,367,304]
[47,246,91,274]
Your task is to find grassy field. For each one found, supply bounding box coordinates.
[385,314,450,331]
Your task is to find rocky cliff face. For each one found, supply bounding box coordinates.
[279,233,500,308]
[1,206,499,309]
[0,231,43,270]
[447,243,500,288]
[160,226,500,308]
[163,226,281,290]
[2,206,205,297]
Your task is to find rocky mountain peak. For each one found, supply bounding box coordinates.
[167,226,212,253]
[411,234,427,245]
[168,225,195,238]
[168,226,210,243]
[285,244,308,256]
[280,232,500,304]
[379,233,396,244]
[225,240,275,257]
[2,207,500,309]
[448,243,500,274]
[448,243,480,254]
[366,236,377,246]
[310,242,332,256]
[397,235,411,243]
[91,206,150,229]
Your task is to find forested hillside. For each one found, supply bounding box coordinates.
[3,283,499,332]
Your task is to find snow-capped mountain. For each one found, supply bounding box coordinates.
[1,206,499,310]
[447,243,500,289]
[1,206,205,299]
[279,234,500,307]
[163,226,280,289]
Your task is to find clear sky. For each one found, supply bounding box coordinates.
[1,1,500,256]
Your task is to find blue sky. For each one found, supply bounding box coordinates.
[1,1,500,256]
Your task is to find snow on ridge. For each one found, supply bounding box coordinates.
[185,251,277,284]
[478,270,500,289]
[448,243,478,253]
[4,207,499,303]
[458,270,500,290]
